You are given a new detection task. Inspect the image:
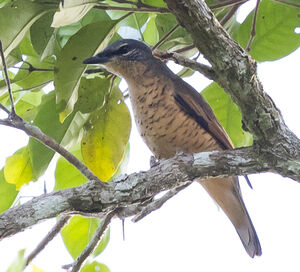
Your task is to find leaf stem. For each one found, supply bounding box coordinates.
[0,40,15,115]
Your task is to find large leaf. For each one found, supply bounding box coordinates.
[30,11,56,57]
[81,86,131,181]
[0,169,18,213]
[74,77,109,114]
[28,92,77,179]
[54,12,119,121]
[4,147,32,190]
[201,82,252,147]
[55,148,87,190]
[0,0,52,58]
[236,0,300,61]
[61,216,110,259]
[143,14,159,45]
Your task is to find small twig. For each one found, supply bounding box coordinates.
[219,4,240,26]
[0,117,100,181]
[63,211,116,272]
[84,68,106,74]
[111,0,162,9]
[0,40,16,115]
[25,215,71,266]
[246,0,260,52]
[174,44,195,54]
[94,4,169,13]
[273,0,300,8]
[152,24,180,51]
[0,103,10,114]
[132,181,193,222]
[153,49,217,81]
[12,64,54,73]
[210,0,248,9]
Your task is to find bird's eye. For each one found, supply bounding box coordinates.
[117,44,130,55]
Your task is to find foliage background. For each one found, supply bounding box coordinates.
[0,0,299,271]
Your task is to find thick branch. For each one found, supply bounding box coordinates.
[2,145,295,241]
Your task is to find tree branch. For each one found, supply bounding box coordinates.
[25,215,71,266]
[153,49,217,81]
[94,4,169,13]
[3,144,300,241]
[0,117,100,182]
[66,211,115,272]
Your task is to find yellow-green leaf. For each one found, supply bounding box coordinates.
[6,249,25,272]
[202,82,252,147]
[61,216,110,259]
[55,148,88,190]
[0,169,18,213]
[81,261,110,272]
[4,148,32,190]
[32,265,45,272]
[81,86,131,181]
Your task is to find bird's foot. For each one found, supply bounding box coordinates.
[150,156,160,168]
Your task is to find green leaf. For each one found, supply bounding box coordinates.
[61,216,110,259]
[143,14,159,45]
[15,90,44,122]
[81,261,110,272]
[4,147,32,190]
[28,91,77,179]
[236,0,300,61]
[0,169,18,213]
[54,12,119,121]
[51,0,95,27]
[0,0,52,58]
[12,56,53,90]
[74,77,109,114]
[30,11,56,56]
[155,14,193,51]
[142,0,167,7]
[81,86,131,181]
[6,249,26,272]
[202,82,252,147]
[55,148,87,190]
[177,66,195,78]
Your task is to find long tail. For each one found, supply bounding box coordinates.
[199,177,262,257]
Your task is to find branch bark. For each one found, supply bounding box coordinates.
[1,144,296,241]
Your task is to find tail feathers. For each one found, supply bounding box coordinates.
[236,213,262,257]
[199,177,261,257]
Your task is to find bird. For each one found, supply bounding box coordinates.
[83,39,262,257]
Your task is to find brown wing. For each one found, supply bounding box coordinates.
[171,75,234,150]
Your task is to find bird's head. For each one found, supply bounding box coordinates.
[83,39,153,78]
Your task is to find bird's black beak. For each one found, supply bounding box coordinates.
[83,53,110,65]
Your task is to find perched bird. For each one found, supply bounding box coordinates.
[83,39,261,257]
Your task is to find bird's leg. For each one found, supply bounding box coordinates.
[150,155,160,168]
